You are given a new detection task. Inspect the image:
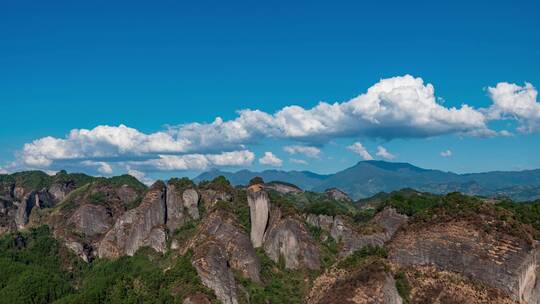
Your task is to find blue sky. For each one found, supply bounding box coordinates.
[1,0,539,181]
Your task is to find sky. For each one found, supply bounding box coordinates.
[1,0,540,182]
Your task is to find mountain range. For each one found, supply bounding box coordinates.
[195,160,540,201]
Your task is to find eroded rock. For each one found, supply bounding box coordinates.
[247,187,269,248]
[388,221,538,302]
[264,207,320,270]
[69,204,113,237]
[98,181,167,258]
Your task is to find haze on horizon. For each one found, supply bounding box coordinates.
[1,0,539,182]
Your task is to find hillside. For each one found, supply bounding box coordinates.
[2,171,540,303]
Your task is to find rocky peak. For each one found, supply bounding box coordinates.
[98,181,167,258]
[247,186,269,248]
[325,187,352,202]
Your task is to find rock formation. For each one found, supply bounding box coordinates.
[247,185,269,248]
[185,208,260,304]
[388,219,539,303]
[325,188,352,202]
[307,207,408,257]
[98,181,167,258]
[263,206,321,270]
[264,182,303,194]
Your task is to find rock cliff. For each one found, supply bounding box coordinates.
[388,220,539,302]
[247,186,269,248]
[263,206,321,270]
[98,181,167,258]
[185,208,260,304]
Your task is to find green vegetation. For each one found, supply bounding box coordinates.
[249,176,264,186]
[377,189,441,216]
[337,245,387,270]
[0,226,214,304]
[236,249,310,304]
[107,174,147,192]
[497,200,540,240]
[394,271,411,304]
[0,226,76,304]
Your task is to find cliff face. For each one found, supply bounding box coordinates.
[247,187,269,248]
[263,206,321,270]
[307,207,408,257]
[98,181,167,258]
[185,208,260,304]
[308,260,402,304]
[166,182,200,232]
[388,220,539,303]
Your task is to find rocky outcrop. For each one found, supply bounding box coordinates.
[264,182,303,194]
[15,190,54,229]
[325,188,352,202]
[48,181,76,202]
[247,186,269,248]
[183,189,200,220]
[398,266,517,304]
[199,188,233,209]
[187,208,260,281]
[192,240,238,304]
[263,207,320,270]
[388,221,538,303]
[307,208,408,257]
[308,260,402,304]
[183,293,212,304]
[98,181,167,258]
[166,182,200,232]
[186,208,260,304]
[69,204,113,237]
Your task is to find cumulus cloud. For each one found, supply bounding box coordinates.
[13,74,537,175]
[289,158,308,165]
[131,150,255,171]
[127,168,155,185]
[0,167,8,174]
[283,145,321,158]
[81,160,113,175]
[376,146,395,160]
[440,150,452,157]
[259,152,283,167]
[487,82,540,133]
[347,142,373,160]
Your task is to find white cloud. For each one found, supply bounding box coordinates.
[132,150,255,171]
[440,150,452,157]
[127,168,155,186]
[376,146,395,160]
[81,160,113,175]
[15,75,538,175]
[259,152,283,167]
[289,158,308,165]
[347,142,373,160]
[283,145,321,158]
[487,82,540,133]
[0,167,8,174]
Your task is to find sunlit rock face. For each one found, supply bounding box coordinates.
[247,185,269,248]
[98,181,167,258]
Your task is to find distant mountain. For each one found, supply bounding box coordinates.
[194,168,330,190]
[195,161,540,201]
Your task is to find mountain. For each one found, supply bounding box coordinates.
[194,168,330,190]
[3,171,540,303]
[196,161,540,201]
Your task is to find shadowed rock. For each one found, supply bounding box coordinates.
[263,207,320,270]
